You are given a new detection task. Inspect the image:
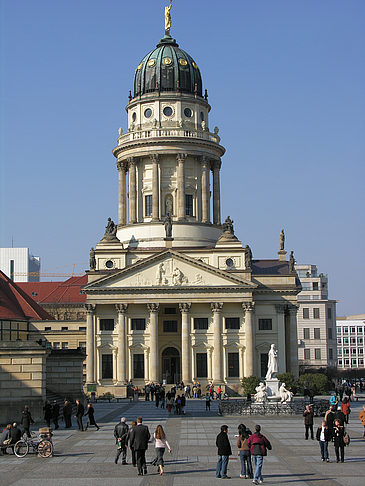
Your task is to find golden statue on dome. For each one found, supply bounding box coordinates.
[165,0,173,35]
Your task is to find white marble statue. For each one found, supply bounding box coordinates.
[254,382,267,403]
[279,383,293,403]
[265,343,278,380]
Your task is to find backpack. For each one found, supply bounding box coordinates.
[344,432,350,446]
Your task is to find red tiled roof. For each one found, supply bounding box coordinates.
[0,271,53,321]
[18,275,88,304]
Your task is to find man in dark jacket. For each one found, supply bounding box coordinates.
[20,405,34,437]
[334,406,346,425]
[128,416,150,476]
[114,417,129,464]
[247,425,272,485]
[10,422,22,444]
[63,399,73,428]
[74,399,85,431]
[52,400,60,430]
[325,406,336,437]
[303,405,314,440]
[215,425,232,479]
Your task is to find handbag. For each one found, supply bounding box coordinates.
[3,438,12,445]
[344,432,350,446]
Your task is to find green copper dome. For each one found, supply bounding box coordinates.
[134,35,203,97]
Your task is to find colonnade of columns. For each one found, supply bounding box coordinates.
[116,154,222,226]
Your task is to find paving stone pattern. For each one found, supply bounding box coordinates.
[1,397,365,486]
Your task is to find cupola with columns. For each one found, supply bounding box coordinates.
[112,27,225,249]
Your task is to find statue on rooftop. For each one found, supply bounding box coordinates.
[222,216,234,235]
[245,245,252,269]
[289,250,295,272]
[163,213,173,238]
[280,229,285,251]
[165,0,173,35]
[89,247,96,270]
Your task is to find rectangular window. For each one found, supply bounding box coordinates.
[102,354,113,379]
[44,327,51,331]
[194,318,209,330]
[315,348,321,360]
[260,353,268,377]
[344,348,349,355]
[350,337,356,345]
[336,327,341,334]
[343,327,348,333]
[304,349,311,360]
[79,341,86,349]
[62,342,68,349]
[352,358,357,366]
[359,359,364,366]
[163,320,177,332]
[196,353,207,377]
[312,282,319,290]
[228,353,239,377]
[359,348,364,355]
[100,319,114,331]
[133,354,144,379]
[79,326,86,331]
[53,342,60,349]
[351,327,356,333]
[258,319,272,330]
[185,194,194,216]
[314,328,320,339]
[358,326,364,333]
[328,327,333,339]
[61,326,68,331]
[327,307,332,319]
[338,359,343,366]
[329,348,333,359]
[344,359,349,366]
[303,308,309,319]
[313,308,320,319]
[225,317,240,330]
[164,307,177,315]
[131,318,146,331]
[343,337,349,344]
[338,348,342,356]
[303,328,310,340]
[145,195,152,217]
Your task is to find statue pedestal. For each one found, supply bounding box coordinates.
[164,237,173,248]
[266,378,280,397]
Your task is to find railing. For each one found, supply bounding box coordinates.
[117,127,220,145]
[218,398,329,416]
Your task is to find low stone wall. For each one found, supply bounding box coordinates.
[0,341,47,424]
[218,398,329,416]
[46,349,86,402]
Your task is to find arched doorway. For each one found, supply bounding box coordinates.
[162,347,181,384]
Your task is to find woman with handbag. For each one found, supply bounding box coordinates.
[237,424,253,479]
[152,424,172,475]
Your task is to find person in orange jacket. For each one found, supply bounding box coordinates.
[359,405,365,439]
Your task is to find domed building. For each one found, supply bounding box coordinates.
[83,11,300,394]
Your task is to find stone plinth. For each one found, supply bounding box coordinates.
[266,378,280,397]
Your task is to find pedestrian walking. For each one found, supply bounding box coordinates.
[175,395,182,415]
[303,405,314,440]
[43,400,52,428]
[1,424,11,455]
[63,399,73,428]
[247,424,272,485]
[20,405,35,437]
[359,405,365,438]
[114,417,129,464]
[128,420,137,467]
[334,406,346,426]
[52,400,60,430]
[316,420,331,462]
[85,403,100,431]
[215,425,232,479]
[181,394,186,414]
[237,424,253,479]
[166,393,173,414]
[205,393,211,411]
[324,406,336,438]
[217,385,222,400]
[74,399,85,431]
[152,424,172,475]
[128,416,151,476]
[333,419,346,463]
[341,397,351,424]
[329,392,337,407]
[160,388,166,409]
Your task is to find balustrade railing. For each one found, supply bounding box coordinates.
[117,127,220,145]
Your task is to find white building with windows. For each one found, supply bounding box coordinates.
[0,248,40,282]
[296,264,337,370]
[336,315,365,370]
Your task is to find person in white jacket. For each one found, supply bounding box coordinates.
[153,425,172,475]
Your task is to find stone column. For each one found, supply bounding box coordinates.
[212,159,221,224]
[144,348,150,381]
[112,348,118,383]
[116,303,128,383]
[211,302,223,382]
[288,305,299,378]
[128,158,137,223]
[176,153,186,220]
[179,303,191,383]
[242,302,255,376]
[85,304,96,384]
[150,154,160,221]
[276,304,286,373]
[117,160,127,226]
[147,303,160,382]
[201,157,210,223]
[207,347,213,381]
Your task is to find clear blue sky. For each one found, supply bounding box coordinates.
[1,0,364,316]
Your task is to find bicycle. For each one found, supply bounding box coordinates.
[14,433,53,458]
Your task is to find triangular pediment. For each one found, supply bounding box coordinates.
[84,250,256,290]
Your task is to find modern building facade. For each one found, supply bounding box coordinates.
[296,264,337,370]
[0,247,40,282]
[81,13,301,394]
[336,315,365,370]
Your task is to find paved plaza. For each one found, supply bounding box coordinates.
[2,398,365,486]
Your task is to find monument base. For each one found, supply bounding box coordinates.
[266,378,280,397]
[164,237,174,248]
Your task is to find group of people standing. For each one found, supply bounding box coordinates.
[114,416,171,476]
[216,423,271,484]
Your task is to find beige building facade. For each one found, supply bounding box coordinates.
[82,25,301,393]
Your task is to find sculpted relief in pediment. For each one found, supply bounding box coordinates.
[135,260,205,287]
